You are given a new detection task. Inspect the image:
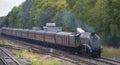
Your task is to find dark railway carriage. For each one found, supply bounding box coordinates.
[1,27,10,35]
[1,27,103,57]
[13,29,22,37]
[22,29,29,39]
[1,27,6,35]
[7,28,11,35]
[20,29,26,38]
[11,29,17,36]
[35,30,45,42]
[44,31,56,44]
[27,30,36,40]
[6,28,10,35]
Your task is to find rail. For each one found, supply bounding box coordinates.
[0,47,21,65]
[90,57,120,65]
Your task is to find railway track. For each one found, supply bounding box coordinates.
[1,36,120,65]
[85,56,120,65]
[47,51,97,65]
[91,58,118,65]
[101,57,120,63]
[0,47,21,65]
[92,57,120,65]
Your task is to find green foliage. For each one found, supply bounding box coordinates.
[0,0,120,47]
[0,16,5,27]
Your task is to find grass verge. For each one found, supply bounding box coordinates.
[102,46,120,58]
[13,50,63,65]
[0,39,10,46]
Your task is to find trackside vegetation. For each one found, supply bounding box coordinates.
[0,40,10,46]
[102,47,120,58]
[13,50,63,65]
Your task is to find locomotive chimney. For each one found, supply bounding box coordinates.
[91,32,95,36]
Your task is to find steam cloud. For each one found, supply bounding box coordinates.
[55,11,95,32]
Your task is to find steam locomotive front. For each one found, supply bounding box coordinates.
[89,33,103,57]
[79,32,103,57]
